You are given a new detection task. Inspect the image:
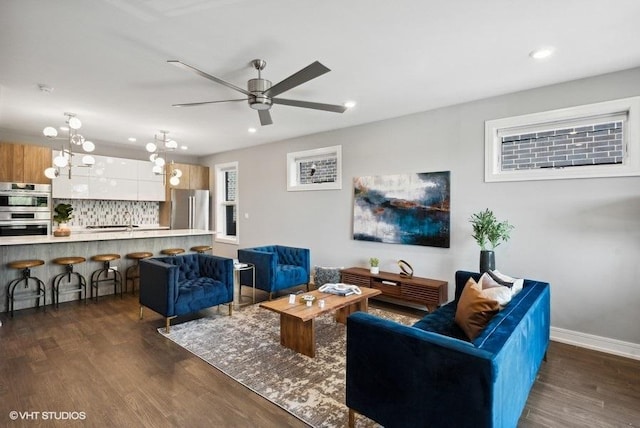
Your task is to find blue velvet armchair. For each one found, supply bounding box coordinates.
[237,245,310,299]
[139,253,234,332]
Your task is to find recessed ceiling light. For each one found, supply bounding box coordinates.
[128,137,137,142]
[180,145,188,150]
[529,47,555,60]
[248,127,257,133]
[344,101,357,109]
[59,126,69,131]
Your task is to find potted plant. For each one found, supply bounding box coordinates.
[53,203,73,237]
[369,257,380,275]
[469,208,514,272]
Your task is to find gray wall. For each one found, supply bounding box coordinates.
[205,67,640,349]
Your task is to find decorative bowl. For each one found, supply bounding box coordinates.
[300,294,316,303]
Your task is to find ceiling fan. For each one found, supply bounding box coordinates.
[168,59,347,126]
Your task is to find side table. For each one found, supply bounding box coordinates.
[233,262,255,309]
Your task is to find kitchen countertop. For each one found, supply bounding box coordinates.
[70,225,170,234]
[0,229,215,246]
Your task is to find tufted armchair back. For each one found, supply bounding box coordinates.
[155,253,201,282]
[276,245,308,266]
[237,245,310,296]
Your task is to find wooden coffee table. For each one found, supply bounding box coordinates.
[259,288,381,358]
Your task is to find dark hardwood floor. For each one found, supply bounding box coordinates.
[0,293,638,427]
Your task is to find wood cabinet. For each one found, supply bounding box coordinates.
[0,142,51,184]
[340,267,448,312]
[159,163,210,226]
[168,163,209,190]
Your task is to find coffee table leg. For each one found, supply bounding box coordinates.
[336,298,369,324]
[280,314,315,358]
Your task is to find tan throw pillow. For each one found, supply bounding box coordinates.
[455,277,501,340]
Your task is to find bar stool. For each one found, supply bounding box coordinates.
[6,259,47,318]
[51,257,87,308]
[160,248,185,256]
[90,254,123,302]
[190,245,212,254]
[125,252,153,294]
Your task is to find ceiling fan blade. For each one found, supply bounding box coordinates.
[272,98,347,113]
[263,61,330,98]
[172,99,248,107]
[168,60,253,96]
[258,109,273,126]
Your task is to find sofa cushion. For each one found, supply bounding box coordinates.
[479,272,513,306]
[491,270,524,295]
[455,278,501,340]
[274,265,307,291]
[175,277,229,315]
[412,302,467,341]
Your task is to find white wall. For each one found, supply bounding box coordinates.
[204,67,640,352]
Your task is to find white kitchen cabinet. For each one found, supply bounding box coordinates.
[137,160,165,201]
[52,154,166,201]
[93,156,138,180]
[137,179,165,201]
[51,161,91,199]
[89,176,138,200]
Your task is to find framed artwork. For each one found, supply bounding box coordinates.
[287,145,342,191]
[353,171,450,248]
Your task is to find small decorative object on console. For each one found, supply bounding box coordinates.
[369,257,379,275]
[397,259,413,278]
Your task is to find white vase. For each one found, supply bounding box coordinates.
[370,266,379,274]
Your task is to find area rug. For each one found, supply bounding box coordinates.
[160,304,419,427]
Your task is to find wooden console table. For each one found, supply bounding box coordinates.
[341,267,447,312]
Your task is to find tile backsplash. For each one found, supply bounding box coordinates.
[53,199,160,228]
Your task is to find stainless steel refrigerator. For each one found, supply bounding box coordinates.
[170,189,210,230]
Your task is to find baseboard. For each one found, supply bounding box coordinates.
[551,326,640,361]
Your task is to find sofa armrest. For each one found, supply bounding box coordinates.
[140,258,179,317]
[238,249,276,289]
[346,312,494,428]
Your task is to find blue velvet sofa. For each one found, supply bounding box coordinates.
[139,253,234,332]
[346,270,550,428]
[237,245,310,299]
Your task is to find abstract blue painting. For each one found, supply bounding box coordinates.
[353,171,450,248]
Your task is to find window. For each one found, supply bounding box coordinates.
[485,97,640,182]
[214,161,238,244]
[287,145,342,191]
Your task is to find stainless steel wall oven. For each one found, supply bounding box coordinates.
[0,183,51,236]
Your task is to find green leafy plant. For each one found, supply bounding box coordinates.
[53,203,74,224]
[469,208,514,250]
[369,257,379,267]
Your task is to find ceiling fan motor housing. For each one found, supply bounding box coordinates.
[248,78,272,110]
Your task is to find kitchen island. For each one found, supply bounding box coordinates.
[0,229,216,313]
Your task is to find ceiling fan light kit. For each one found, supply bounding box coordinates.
[169,58,347,126]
